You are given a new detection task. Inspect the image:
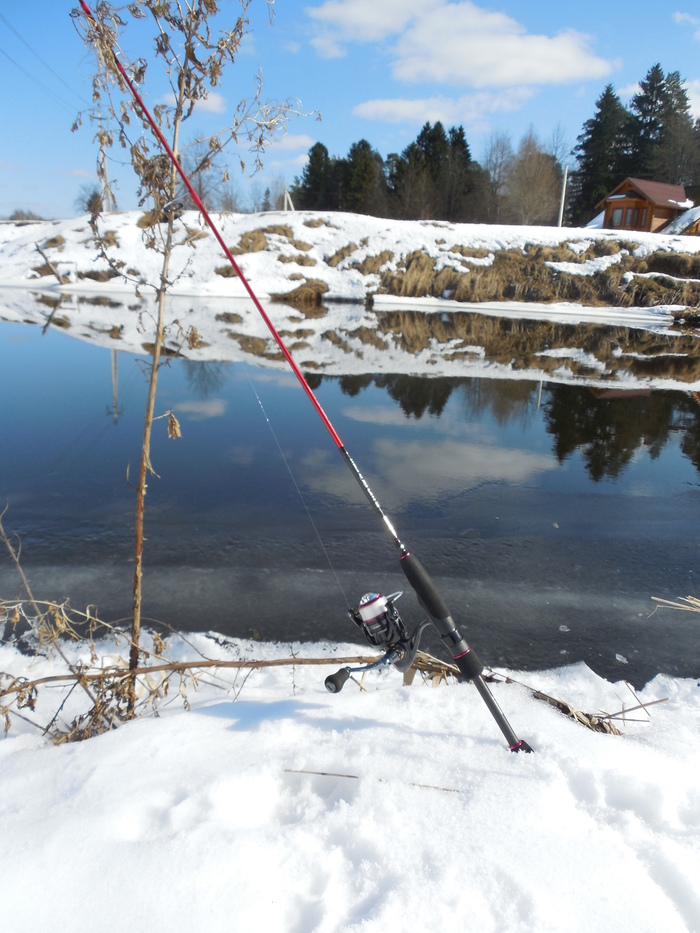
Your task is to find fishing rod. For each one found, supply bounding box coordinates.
[75,1,532,753]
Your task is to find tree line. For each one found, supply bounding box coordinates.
[290,121,565,226]
[290,63,700,227]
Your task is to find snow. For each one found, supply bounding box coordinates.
[1,632,699,933]
[663,205,700,236]
[1,210,699,392]
[2,210,700,930]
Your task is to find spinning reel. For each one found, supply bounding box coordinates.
[324,591,430,693]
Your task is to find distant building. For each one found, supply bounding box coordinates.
[595,178,693,233]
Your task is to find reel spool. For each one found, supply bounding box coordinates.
[325,590,430,693]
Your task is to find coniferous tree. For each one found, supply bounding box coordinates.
[569,85,631,224]
[344,139,388,215]
[293,142,335,210]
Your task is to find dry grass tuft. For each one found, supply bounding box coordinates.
[271,279,329,312]
[325,244,358,267]
[447,245,491,259]
[278,254,317,266]
[43,235,66,250]
[78,268,121,283]
[215,264,238,278]
[215,311,244,324]
[352,251,395,275]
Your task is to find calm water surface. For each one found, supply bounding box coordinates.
[2,315,700,685]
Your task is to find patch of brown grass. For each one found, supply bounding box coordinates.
[447,245,491,259]
[639,251,700,279]
[376,243,700,308]
[215,264,238,278]
[215,311,244,324]
[304,218,330,228]
[271,279,329,313]
[77,269,120,282]
[325,244,358,267]
[101,230,119,248]
[43,235,65,250]
[278,254,317,266]
[31,263,55,278]
[352,251,394,275]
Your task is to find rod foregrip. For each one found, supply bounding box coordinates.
[400,552,483,680]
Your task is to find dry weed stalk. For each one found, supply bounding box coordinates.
[0,594,385,742]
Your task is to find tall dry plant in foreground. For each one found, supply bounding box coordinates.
[74,0,298,715]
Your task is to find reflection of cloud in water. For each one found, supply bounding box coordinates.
[234,370,297,388]
[302,439,554,507]
[341,405,489,441]
[341,406,419,428]
[227,444,257,466]
[177,399,227,419]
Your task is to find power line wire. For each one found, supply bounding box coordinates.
[0,11,89,105]
[0,44,77,115]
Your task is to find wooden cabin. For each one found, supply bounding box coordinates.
[596,178,691,232]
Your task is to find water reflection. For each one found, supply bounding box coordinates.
[328,372,700,483]
[1,308,700,685]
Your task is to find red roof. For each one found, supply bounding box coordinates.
[597,177,687,209]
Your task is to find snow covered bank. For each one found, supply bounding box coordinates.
[2,209,700,307]
[1,633,699,932]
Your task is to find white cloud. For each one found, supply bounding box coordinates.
[686,79,700,117]
[306,0,612,87]
[307,0,429,43]
[353,88,535,128]
[161,91,227,114]
[266,134,316,152]
[673,10,700,38]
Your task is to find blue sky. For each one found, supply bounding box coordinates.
[1,1,700,219]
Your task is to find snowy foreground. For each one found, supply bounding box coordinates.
[1,633,699,932]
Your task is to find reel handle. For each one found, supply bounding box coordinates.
[325,668,351,693]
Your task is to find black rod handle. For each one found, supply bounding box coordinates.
[400,551,532,752]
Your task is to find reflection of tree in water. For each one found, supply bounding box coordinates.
[317,371,700,481]
[332,373,457,417]
[374,375,455,418]
[459,378,538,426]
[183,360,228,399]
[543,386,700,481]
[678,394,700,475]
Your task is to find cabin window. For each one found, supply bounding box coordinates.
[625,208,639,227]
[611,208,623,227]
[641,208,648,227]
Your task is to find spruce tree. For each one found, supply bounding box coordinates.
[569,85,631,224]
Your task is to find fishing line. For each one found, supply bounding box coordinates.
[74,0,532,752]
[247,377,351,610]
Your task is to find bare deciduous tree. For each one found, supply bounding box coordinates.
[505,130,562,226]
[482,131,514,223]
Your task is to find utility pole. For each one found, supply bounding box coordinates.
[97,111,117,212]
[557,165,569,227]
